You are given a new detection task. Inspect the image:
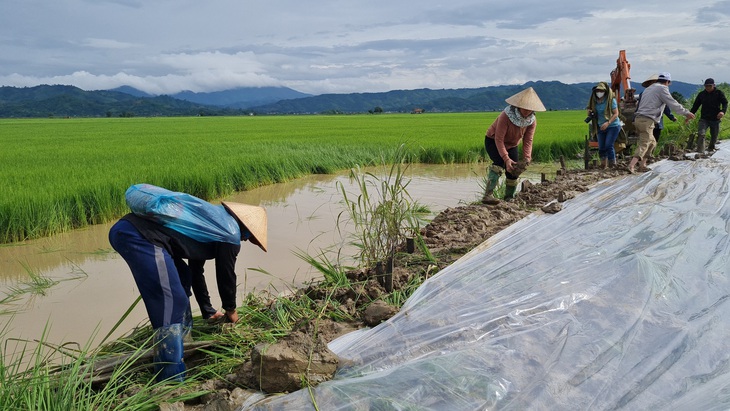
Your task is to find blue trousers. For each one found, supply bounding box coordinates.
[597,125,620,161]
[109,219,190,330]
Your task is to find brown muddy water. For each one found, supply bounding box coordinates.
[0,163,557,349]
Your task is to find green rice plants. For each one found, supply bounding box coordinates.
[2,112,594,244]
[1,263,91,316]
[5,264,59,298]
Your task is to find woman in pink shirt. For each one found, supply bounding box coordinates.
[482,87,546,204]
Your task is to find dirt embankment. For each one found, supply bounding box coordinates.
[162,149,706,410]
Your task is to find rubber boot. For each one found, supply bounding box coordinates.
[608,159,616,168]
[686,133,695,151]
[481,165,503,205]
[504,178,519,201]
[600,158,608,169]
[153,323,186,383]
[708,134,718,151]
[697,135,705,154]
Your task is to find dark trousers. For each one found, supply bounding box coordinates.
[698,119,721,149]
[109,219,190,329]
[652,125,662,143]
[485,136,520,180]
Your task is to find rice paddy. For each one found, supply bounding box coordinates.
[0,111,646,243]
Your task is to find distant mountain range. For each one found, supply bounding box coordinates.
[167,87,312,108]
[0,85,243,118]
[0,81,702,118]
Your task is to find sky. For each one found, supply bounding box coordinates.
[2,0,729,96]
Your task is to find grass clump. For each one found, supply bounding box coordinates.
[337,144,429,269]
[0,326,201,411]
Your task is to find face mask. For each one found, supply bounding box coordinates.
[595,92,605,99]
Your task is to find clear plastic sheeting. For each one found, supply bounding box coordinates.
[248,147,730,410]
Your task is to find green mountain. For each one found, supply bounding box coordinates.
[248,80,702,114]
[0,80,702,118]
[0,85,241,118]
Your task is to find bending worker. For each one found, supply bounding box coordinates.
[482,87,546,204]
[109,183,267,382]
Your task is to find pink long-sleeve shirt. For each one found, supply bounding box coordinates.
[486,111,536,163]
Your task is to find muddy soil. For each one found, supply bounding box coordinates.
[155,149,705,410]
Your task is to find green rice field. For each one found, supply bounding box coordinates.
[0,110,682,243]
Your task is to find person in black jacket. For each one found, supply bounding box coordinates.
[109,191,267,382]
[689,78,728,152]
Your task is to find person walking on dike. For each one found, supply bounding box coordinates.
[688,78,728,153]
[108,183,267,382]
[628,72,695,174]
[640,74,677,146]
[586,82,621,169]
[481,87,546,205]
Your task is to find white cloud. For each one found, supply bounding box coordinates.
[1,0,729,95]
[80,38,139,49]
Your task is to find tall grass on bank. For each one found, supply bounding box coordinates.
[337,144,428,269]
[3,112,589,243]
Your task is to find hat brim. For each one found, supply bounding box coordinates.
[641,74,659,88]
[505,87,547,112]
[221,202,268,252]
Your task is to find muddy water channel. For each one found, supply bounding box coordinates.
[0,163,556,349]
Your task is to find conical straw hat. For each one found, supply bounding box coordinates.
[221,202,268,252]
[505,87,546,112]
[642,73,659,88]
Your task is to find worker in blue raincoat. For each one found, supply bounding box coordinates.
[108,184,267,382]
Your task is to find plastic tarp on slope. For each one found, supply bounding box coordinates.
[248,147,730,411]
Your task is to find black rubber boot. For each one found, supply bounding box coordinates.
[709,134,718,151]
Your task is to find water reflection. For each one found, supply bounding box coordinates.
[0,162,555,348]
